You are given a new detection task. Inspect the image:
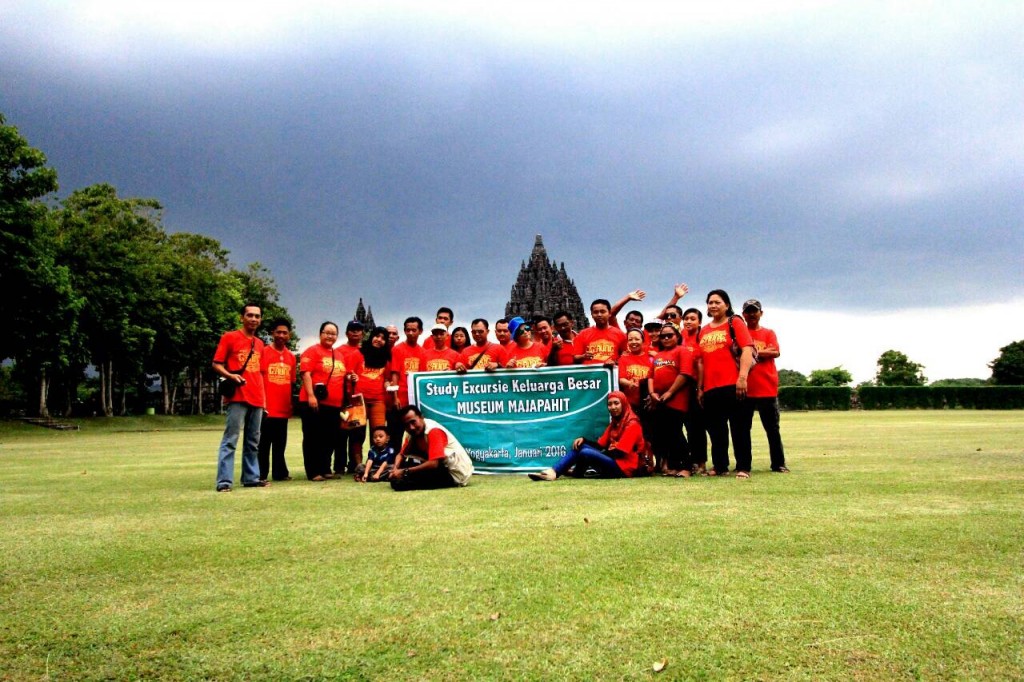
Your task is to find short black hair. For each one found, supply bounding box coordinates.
[398,404,422,419]
[371,425,389,436]
[403,317,423,331]
[436,306,454,319]
[553,310,572,322]
[241,303,262,315]
[682,307,703,323]
[269,318,290,330]
[590,299,611,311]
[471,318,489,329]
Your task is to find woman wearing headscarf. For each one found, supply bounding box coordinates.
[528,391,649,480]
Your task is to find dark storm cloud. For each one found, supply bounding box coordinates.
[2,2,1021,336]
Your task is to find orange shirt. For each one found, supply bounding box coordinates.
[422,346,462,372]
[651,346,694,412]
[299,344,349,408]
[213,330,265,408]
[574,326,626,365]
[698,316,754,392]
[747,327,780,398]
[390,342,426,404]
[504,343,548,368]
[617,353,652,407]
[460,343,506,370]
[261,344,295,418]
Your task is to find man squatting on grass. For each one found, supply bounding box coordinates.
[389,404,474,491]
[212,304,268,492]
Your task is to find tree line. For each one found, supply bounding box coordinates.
[779,346,1024,388]
[1,114,292,417]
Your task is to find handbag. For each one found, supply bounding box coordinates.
[218,338,256,399]
[340,392,367,430]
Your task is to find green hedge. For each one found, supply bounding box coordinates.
[857,386,1024,409]
[778,387,851,410]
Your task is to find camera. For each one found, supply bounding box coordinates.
[313,383,328,400]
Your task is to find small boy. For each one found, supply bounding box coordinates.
[356,426,396,482]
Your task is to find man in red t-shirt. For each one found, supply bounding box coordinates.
[740,300,789,473]
[550,310,579,366]
[258,318,296,482]
[423,324,461,371]
[458,318,505,372]
[390,405,472,491]
[388,317,426,446]
[212,304,267,492]
[573,299,627,366]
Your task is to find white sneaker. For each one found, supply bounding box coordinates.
[528,468,557,481]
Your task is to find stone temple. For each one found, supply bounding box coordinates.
[505,235,589,328]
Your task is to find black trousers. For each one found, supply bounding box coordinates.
[389,457,457,491]
[702,386,752,473]
[300,403,341,479]
[684,387,707,465]
[646,405,689,471]
[738,396,786,470]
[257,415,290,480]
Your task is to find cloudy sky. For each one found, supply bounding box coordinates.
[2,1,1021,382]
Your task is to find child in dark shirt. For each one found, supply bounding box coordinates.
[356,426,396,482]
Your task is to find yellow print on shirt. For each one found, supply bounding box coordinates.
[466,352,494,367]
[321,357,345,373]
[426,358,453,371]
[588,340,617,360]
[361,367,384,380]
[404,358,421,373]
[700,329,728,353]
[267,362,292,385]
[236,349,261,373]
[509,356,544,369]
[624,364,650,381]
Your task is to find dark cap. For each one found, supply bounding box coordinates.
[346,320,365,331]
[742,299,762,312]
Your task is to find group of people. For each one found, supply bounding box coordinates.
[211,285,789,493]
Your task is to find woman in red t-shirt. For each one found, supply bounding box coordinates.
[646,323,694,476]
[697,290,755,478]
[528,391,648,481]
[299,321,354,481]
[618,329,652,411]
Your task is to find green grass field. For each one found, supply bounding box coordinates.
[1,412,1022,681]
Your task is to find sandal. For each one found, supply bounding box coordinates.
[735,471,750,479]
[674,470,691,478]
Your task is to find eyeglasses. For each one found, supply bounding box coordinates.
[664,313,680,318]
[659,333,677,339]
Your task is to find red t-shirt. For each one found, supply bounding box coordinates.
[651,346,694,412]
[299,344,349,408]
[597,419,644,477]
[213,330,265,408]
[389,342,426,404]
[698,316,754,392]
[504,343,548,368]
[356,361,388,402]
[551,334,577,366]
[617,353,652,407]
[573,326,627,365]
[460,343,506,370]
[747,327,780,398]
[400,425,448,461]
[422,346,462,372]
[260,344,295,418]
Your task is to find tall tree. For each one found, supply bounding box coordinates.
[0,114,85,416]
[56,184,164,416]
[147,233,241,414]
[988,340,1024,385]
[875,349,927,386]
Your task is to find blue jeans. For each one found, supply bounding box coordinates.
[553,444,624,478]
[216,402,263,489]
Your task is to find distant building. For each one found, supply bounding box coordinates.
[505,235,588,328]
[353,298,376,335]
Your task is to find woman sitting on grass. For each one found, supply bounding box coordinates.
[528,391,648,481]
